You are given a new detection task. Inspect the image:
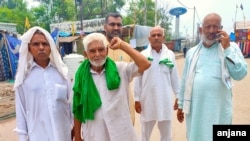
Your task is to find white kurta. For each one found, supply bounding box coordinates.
[15,62,72,141]
[178,43,248,141]
[134,47,180,122]
[81,62,139,141]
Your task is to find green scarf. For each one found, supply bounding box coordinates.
[73,57,120,123]
[147,57,174,68]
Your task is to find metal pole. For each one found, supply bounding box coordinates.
[192,6,195,43]
[144,0,147,25]
[75,0,78,20]
[80,0,83,31]
[155,0,157,25]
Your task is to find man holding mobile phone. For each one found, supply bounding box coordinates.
[177,13,248,141]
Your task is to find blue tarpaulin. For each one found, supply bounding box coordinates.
[0,33,21,81]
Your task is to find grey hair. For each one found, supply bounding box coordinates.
[105,12,122,24]
[83,32,109,51]
[148,25,165,37]
[201,13,222,26]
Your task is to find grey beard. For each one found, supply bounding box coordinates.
[90,57,107,67]
[201,34,217,47]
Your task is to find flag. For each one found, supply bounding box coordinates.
[71,23,75,36]
[240,3,243,10]
[5,35,21,78]
[25,16,31,29]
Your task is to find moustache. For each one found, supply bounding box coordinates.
[153,40,162,43]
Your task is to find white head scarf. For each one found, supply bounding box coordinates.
[14,26,68,89]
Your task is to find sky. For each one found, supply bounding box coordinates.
[25,0,40,9]
[162,0,250,39]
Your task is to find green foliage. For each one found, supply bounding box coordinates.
[158,7,173,41]
[77,0,125,20]
[123,0,172,41]
[123,0,155,26]
[0,0,172,38]
[0,6,31,34]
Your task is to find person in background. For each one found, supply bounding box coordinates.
[14,26,73,141]
[134,26,180,141]
[104,12,131,62]
[72,32,150,141]
[59,45,65,59]
[104,12,135,124]
[183,46,187,58]
[177,13,248,141]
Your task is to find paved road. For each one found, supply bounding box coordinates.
[1,57,250,141]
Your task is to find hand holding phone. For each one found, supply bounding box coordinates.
[215,32,222,42]
[216,30,230,49]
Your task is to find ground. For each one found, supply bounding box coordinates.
[0,82,15,120]
[1,57,249,141]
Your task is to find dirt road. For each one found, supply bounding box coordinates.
[0,57,249,141]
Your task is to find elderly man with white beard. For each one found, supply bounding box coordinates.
[177,13,248,141]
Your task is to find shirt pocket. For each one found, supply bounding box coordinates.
[208,59,222,79]
[54,83,68,102]
[160,65,171,74]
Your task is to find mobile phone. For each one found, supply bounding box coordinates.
[216,33,221,42]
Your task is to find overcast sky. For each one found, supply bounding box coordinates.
[164,0,250,38]
[24,0,38,9]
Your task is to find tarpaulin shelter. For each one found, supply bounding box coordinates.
[58,34,80,55]
[0,31,21,81]
[235,21,250,57]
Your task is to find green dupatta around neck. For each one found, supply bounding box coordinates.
[147,57,174,68]
[73,57,120,123]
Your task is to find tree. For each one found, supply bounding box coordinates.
[75,0,125,21]
[123,0,172,40]
[32,0,75,31]
[158,7,173,41]
[1,0,162,34]
[123,0,155,26]
[0,0,32,34]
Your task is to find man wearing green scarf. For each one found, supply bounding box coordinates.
[73,32,150,141]
[133,26,180,141]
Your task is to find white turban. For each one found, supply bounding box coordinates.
[14,26,68,89]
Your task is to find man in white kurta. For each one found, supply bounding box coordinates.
[134,26,180,141]
[14,26,72,141]
[177,13,248,141]
[15,63,72,141]
[72,33,151,141]
[81,62,139,141]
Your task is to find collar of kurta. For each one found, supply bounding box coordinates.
[144,44,174,68]
[72,57,120,123]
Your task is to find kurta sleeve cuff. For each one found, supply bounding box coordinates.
[224,44,243,65]
[224,45,234,55]
[134,97,140,101]
[178,100,183,109]
[175,93,180,99]
[224,46,242,67]
[18,134,27,141]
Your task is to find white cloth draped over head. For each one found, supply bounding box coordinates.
[183,42,232,114]
[14,26,68,89]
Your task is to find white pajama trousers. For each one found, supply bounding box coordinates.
[140,120,171,141]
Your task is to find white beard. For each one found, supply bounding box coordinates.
[201,34,217,46]
[90,57,106,67]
